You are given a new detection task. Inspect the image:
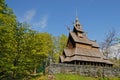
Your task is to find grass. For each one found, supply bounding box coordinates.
[54,74,120,80]
[55,74,97,80]
[30,73,120,80]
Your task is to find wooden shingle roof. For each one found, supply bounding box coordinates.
[61,55,113,64]
[63,48,102,58]
[60,48,113,64]
[70,31,99,48]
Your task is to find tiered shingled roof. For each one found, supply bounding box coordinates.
[59,16,113,66]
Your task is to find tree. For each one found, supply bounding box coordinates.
[0,21,53,79]
[30,32,53,74]
[0,0,17,79]
[100,29,116,58]
[0,0,67,79]
[52,34,67,63]
[108,44,120,59]
[58,34,68,54]
[0,0,16,26]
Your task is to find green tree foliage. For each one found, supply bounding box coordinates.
[0,0,68,79]
[30,32,53,74]
[58,34,68,54]
[0,0,17,79]
[0,21,53,79]
[52,34,67,63]
[0,0,53,79]
[0,0,16,26]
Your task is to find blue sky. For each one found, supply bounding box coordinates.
[6,0,120,43]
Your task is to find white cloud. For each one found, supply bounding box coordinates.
[33,15,48,29]
[19,9,48,30]
[21,9,36,22]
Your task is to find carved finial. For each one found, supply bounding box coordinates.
[66,25,70,32]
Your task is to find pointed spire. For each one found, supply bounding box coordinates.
[75,10,80,26]
[73,12,83,32]
[76,9,78,19]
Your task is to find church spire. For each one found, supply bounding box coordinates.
[75,10,80,26]
[74,14,82,29]
[73,14,84,33]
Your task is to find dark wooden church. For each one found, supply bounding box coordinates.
[59,16,113,67]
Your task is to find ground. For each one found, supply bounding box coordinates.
[30,73,120,80]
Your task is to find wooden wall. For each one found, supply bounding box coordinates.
[76,43,91,49]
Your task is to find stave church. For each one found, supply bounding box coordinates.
[59,16,113,67]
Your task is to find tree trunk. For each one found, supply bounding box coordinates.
[33,67,36,74]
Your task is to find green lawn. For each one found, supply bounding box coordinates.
[30,73,120,80]
[54,74,120,80]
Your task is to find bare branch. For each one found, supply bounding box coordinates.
[100,28,117,58]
